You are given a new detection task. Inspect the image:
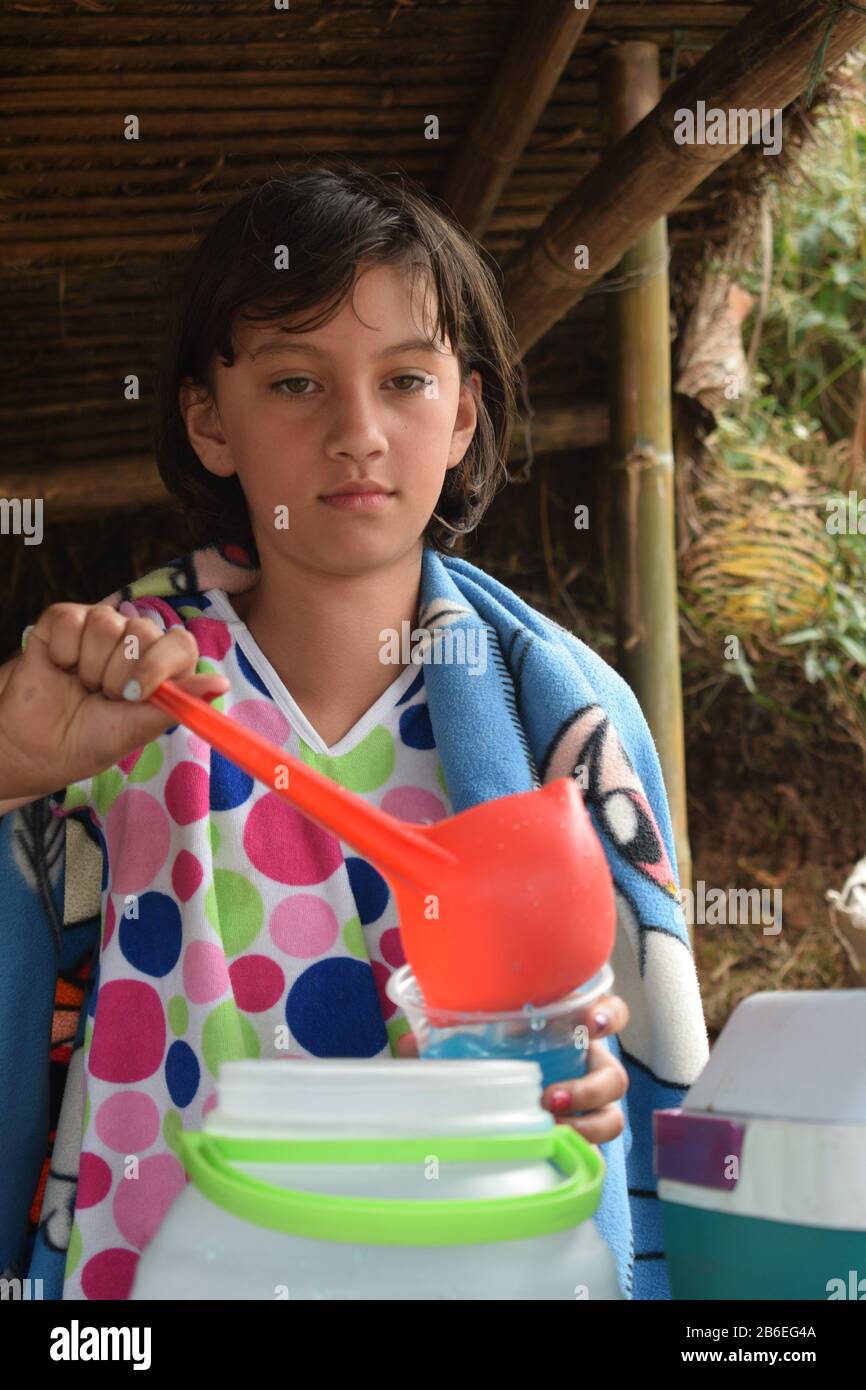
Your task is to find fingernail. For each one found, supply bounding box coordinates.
[546,1089,572,1115]
[122,679,142,701]
[593,1011,610,1034]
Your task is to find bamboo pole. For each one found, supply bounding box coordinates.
[601,42,693,910]
[438,0,597,239]
[504,0,866,354]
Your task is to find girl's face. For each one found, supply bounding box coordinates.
[181,262,481,578]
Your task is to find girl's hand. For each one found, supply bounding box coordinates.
[0,604,230,802]
[395,993,630,1147]
[539,993,630,1145]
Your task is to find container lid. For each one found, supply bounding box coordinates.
[683,990,866,1123]
[176,1127,604,1245]
[204,1058,553,1138]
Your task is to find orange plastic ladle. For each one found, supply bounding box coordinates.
[149,679,616,1011]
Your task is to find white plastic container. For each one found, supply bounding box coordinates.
[130,1058,623,1301]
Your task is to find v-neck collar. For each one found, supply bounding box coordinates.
[204,588,422,757]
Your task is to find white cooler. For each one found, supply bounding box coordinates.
[653,990,866,1299]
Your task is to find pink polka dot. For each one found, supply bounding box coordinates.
[230,699,291,744]
[113,1153,187,1251]
[381,787,448,824]
[118,746,145,776]
[165,762,209,825]
[95,1090,160,1153]
[103,896,116,949]
[89,980,166,1083]
[269,895,340,957]
[183,940,230,1003]
[371,961,397,1021]
[76,1152,113,1208]
[245,794,343,885]
[202,1091,219,1117]
[104,790,170,895]
[130,596,181,631]
[186,616,232,661]
[172,849,203,902]
[186,733,211,763]
[379,927,406,968]
[81,1248,139,1301]
[229,955,286,1011]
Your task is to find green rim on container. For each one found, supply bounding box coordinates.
[177,1128,604,1246]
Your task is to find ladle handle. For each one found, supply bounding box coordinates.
[148,679,454,886]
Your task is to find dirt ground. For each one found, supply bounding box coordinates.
[684,676,865,1044]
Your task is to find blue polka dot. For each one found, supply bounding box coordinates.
[165,1040,200,1108]
[209,749,254,811]
[87,960,100,1018]
[396,668,425,705]
[236,645,273,697]
[399,702,435,750]
[118,891,182,977]
[345,856,389,925]
[286,959,388,1056]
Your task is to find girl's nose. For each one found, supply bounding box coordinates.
[323,392,389,461]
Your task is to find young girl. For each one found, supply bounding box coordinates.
[0,158,708,1302]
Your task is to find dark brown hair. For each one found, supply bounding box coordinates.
[153,155,523,560]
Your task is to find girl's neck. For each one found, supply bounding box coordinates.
[230,543,424,733]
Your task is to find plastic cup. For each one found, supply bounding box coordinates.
[386,961,615,1089]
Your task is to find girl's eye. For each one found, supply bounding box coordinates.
[390,374,428,392]
[271,377,314,396]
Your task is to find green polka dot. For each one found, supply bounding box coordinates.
[163,1109,183,1154]
[92,768,124,816]
[297,726,395,793]
[167,995,189,1036]
[202,999,260,1078]
[342,915,367,958]
[209,817,220,856]
[127,741,163,783]
[196,659,226,713]
[127,574,172,600]
[178,605,206,620]
[205,869,264,955]
[82,1091,90,1137]
[387,1015,413,1057]
[84,1017,93,1055]
[437,761,448,798]
[65,1222,83,1278]
[63,785,88,812]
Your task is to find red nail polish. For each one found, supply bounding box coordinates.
[548,1089,572,1115]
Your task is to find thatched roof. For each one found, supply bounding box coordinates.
[1,0,864,569]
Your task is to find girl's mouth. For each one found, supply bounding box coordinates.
[319,492,396,511]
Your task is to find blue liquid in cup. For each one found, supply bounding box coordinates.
[421,1026,589,1088]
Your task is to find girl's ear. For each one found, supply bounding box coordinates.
[447,370,481,468]
[179,379,236,479]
